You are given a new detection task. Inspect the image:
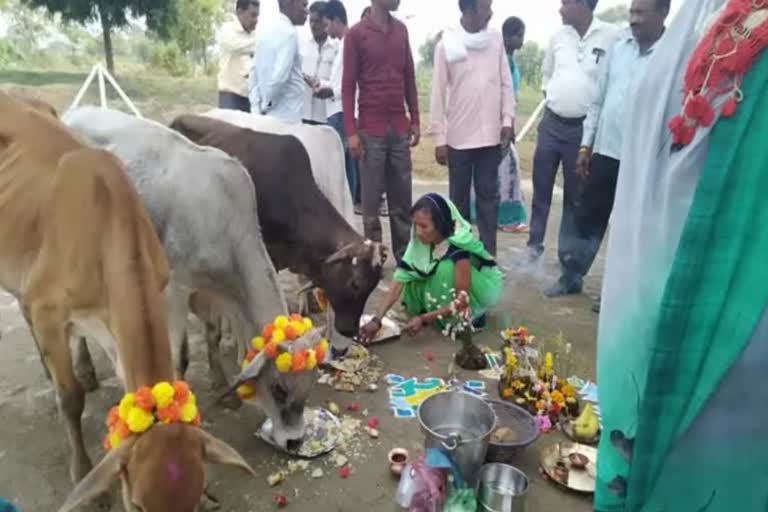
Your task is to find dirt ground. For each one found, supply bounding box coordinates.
[0,174,604,510]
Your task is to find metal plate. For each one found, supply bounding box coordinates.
[560,419,601,446]
[540,442,598,494]
[257,407,341,458]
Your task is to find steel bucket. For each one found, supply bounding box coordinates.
[476,463,529,512]
[417,391,497,487]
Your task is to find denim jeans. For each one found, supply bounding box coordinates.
[327,112,360,204]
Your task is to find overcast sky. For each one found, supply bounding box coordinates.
[257,0,683,61]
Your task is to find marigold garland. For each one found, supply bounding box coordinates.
[103,380,200,451]
[236,314,327,400]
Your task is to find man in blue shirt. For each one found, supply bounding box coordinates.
[549,0,669,300]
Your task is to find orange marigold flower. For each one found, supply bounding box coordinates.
[262,323,275,340]
[315,347,326,364]
[502,387,514,399]
[289,313,303,322]
[173,381,190,404]
[114,419,131,439]
[292,350,308,372]
[106,406,120,427]
[157,402,182,424]
[284,324,300,341]
[263,342,279,359]
[135,386,155,411]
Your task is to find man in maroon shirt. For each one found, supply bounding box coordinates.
[342,0,420,260]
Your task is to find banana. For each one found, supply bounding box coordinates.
[573,403,599,439]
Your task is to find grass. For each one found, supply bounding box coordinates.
[0,67,541,180]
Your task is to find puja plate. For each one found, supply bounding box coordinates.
[257,407,341,458]
[560,419,601,446]
[358,314,401,344]
[541,442,598,494]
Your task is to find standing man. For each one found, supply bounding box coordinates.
[429,0,515,257]
[319,0,360,205]
[216,0,260,112]
[301,1,338,125]
[249,0,309,123]
[526,0,620,296]
[342,0,420,260]
[553,0,669,301]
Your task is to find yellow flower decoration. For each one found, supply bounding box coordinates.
[306,349,318,370]
[289,320,306,336]
[275,352,293,373]
[151,382,175,409]
[272,329,286,344]
[118,392,136,421]
[318,338,329,353]
[127,407,155,433]
[303,317,313,330]
[274,315,289,329]
[251,336,266,351]
[180,401,198,423]
[109,432,122,450]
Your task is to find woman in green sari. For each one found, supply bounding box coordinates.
[359,193,503,343]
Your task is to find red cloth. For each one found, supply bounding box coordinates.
[341,16,420,138]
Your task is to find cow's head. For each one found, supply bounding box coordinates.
[228,329,327,450]
[59,423,255,512]
[319,241,387,337]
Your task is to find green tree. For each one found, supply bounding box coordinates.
[167,0,224,71]
[22,0,176,73]
[597,4,629,23]
[516,41,545,89]
[418,31,442,69]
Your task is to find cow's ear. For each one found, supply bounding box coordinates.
[58,439,134,512]
[199,429,257,478]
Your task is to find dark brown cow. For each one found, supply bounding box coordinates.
[169,114,385,338]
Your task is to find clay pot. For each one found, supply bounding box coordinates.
[388,448,410,477]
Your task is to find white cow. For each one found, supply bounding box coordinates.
[202,109,356,226]
[63,107,316,449]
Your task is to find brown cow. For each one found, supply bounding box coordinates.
[0,93,255,511]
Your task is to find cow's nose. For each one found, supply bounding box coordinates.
[286,438,303,452]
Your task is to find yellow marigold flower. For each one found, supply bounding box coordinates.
[251,336,266,351]
[272,329,286,344]
[303,317,313,330]
[180,401,198,423]
[118,393,136,421]
[551,390,565,405]
[151,382,175,409]
[290,320,305,336]
[127,407,155,433]
[561,383,576,398]
[318,338,329,353]
[236,383,256,400]
[185,392,197,407]
[544,352,554,369]
[274,315,289,329]
[109,432,123,450]
[306,349,318,370]
[275,352,293,373]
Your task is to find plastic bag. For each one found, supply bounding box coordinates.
[444,487,478,512]
[402,460,446,512]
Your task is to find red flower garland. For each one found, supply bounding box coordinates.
[669,0,768,147]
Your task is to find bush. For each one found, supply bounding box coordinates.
[149,42,192,77]
[0,40,22,67]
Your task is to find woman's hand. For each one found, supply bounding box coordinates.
[405,316,424,336]
[358,319,381,346]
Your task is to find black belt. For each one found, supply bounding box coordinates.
[546,107,585,126]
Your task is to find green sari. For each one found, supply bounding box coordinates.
[394,196,503,323]
[595,2,768,509]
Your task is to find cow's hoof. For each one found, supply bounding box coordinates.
[219,393,243,411]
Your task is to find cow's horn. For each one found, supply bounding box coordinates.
[325,243,357,265]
